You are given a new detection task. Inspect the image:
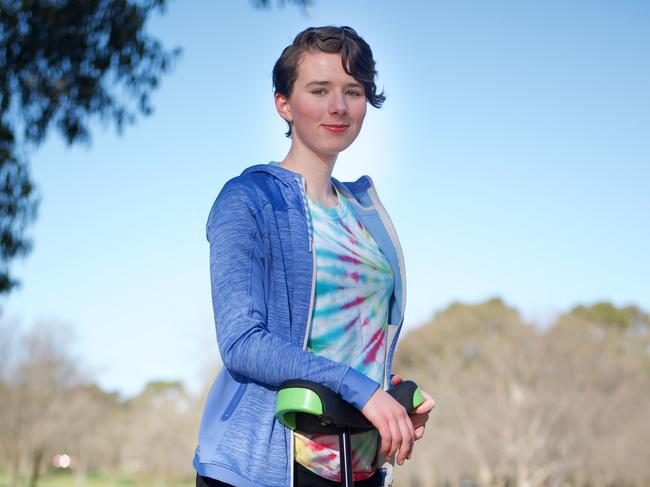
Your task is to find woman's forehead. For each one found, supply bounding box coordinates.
[296,51,354,83]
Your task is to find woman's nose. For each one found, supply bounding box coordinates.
[329,91,347,115]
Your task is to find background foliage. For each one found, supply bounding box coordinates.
[1,300,648,487]
[0,0,179,293]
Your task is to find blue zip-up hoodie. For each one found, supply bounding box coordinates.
[193,162,406,487]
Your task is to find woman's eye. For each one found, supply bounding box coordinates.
[347,90,363,97]
[311,88,326,95]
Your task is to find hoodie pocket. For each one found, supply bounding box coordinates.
[220,380,248,421]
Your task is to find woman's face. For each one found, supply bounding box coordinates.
[276,51,367,160]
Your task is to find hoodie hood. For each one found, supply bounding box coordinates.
[240,161,374,208]
[240,161,298,188]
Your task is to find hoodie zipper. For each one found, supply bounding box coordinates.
[297,174,316,351]
[298,175,314,253]
[290,174,317,487]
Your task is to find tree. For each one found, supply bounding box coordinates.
[541,303,650,487]
[122,380,198,484]
[251,0,313,10]
[0,321,88,487]
[393,299,650,487]
[0,0,180,294]
[395,298,546,487]
[0,0,320,296]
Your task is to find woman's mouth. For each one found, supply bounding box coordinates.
[322,124,349,133]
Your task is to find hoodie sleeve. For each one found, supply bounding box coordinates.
[206,180,379,411]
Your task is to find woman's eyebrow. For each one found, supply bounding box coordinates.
[305,80,364,88]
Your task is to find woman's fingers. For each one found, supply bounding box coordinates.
[413,390,435,415]
[376,418,392,458]
[383,380,436,446]
[410,412,430,430]
[361,388,415,463]
[362,389,393,457]
[373,379,435,450]
[395,407,415,464]
[386,413,401,459]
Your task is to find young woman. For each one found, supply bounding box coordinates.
[193,26,434,487]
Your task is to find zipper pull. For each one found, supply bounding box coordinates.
[298,176,314,253]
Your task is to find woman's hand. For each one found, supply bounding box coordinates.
[361,387,415,465]
[390,374,435,441]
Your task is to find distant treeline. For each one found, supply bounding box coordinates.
[0,323,204,487]
[393,298,650,487]
[1,299,648,487]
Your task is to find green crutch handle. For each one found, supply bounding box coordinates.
[275,379,425,433]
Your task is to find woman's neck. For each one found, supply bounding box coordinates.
[280,146,339,208]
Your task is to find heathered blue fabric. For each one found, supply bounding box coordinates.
[193,162,406,487]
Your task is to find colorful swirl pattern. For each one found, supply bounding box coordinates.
[294,184,394,482]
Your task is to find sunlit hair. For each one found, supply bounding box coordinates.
[272,25,386,137]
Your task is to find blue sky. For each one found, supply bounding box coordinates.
[2,0,649,397]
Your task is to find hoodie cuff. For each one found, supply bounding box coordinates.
[338,367,380,411]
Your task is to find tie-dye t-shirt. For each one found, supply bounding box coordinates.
[294,183,394,482]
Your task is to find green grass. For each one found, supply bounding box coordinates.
[0,470,193,487]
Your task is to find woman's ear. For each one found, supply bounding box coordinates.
[274,93,293,123]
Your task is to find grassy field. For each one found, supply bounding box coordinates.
[0,471,194,487]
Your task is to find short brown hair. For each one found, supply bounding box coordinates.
[272,26,386,137]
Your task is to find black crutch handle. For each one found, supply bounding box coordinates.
[276,379,425,487]
[275,378,425,433]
